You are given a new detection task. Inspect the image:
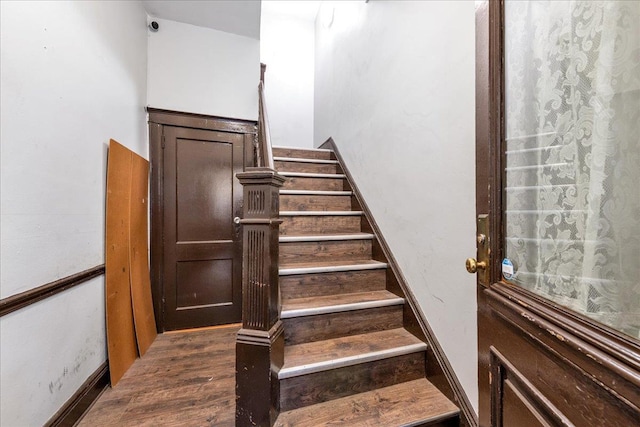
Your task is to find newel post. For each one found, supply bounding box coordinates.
[235,168,285,427]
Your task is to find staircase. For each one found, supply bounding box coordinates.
[271,146,460,427]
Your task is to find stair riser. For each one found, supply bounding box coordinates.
[273,148,333,160]
[280,269,386,300]
[283,305,403,345]
[283,177,346,191]
[280,195,352,211]
[280,216,361,235]
[275,161,338,174]
[279,352,426,411]
[280,240,372,264]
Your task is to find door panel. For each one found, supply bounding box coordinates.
[176,259,232,308]
[176,139,234,242]
[163,126,244,330]
[475,1,640,426]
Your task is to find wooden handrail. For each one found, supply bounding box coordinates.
[258,82,275,170]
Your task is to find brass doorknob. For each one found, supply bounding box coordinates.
[465,258,487,274]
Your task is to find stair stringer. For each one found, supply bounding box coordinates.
[320,137,478,427]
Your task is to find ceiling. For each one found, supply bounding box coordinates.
[262,1,321,22]
[142,1,262,39]
[142,1,322,40]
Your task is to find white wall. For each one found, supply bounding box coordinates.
[0,1,148,425]
[260,7,315,148]
[147,18,260,120]
[314,1,478,413]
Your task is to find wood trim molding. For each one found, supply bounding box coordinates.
[486,283,640,412]
[490,347,573,426]
[147,108,257,134]
[149,121,164,332]
[491,282,640,374]
[319,137,479,427]
[45,362,109,427]
[0,265,105,317]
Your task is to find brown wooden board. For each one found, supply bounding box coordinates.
[129,153,157,356]
[105,139,138,386]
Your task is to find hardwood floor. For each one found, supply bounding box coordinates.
[78,325,239,427]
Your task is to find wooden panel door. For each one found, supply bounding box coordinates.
[162,126,245,330]
[475,1,640,426]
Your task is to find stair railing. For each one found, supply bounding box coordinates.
[235,72,285,427]
[256,81,275,169]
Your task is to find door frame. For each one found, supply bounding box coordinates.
[147,108,256,332]
[475,2,640,425]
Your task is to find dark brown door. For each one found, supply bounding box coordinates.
[162,126,245,330]
[476,1,639,426]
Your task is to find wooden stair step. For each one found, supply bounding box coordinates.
[281,173,347,191]
[279,233,374,242]
[280,190,352,195]
[281,290,404,319]
[273,146,334,160]
[283,305,403,345]
[280,172,346,179]
[279,189,354,214]
[280,172,346,192]
[280,191,353,212]
[274,156,340,165]
[280,210,362,216]
[279,328,426,379]
[280,268,387,300]
[280,214,362,235]
[281,288,403,344]
[275,157,340,174]
[279,351,425,411]
[279,259,388,276]
[275,378,460,427]
[280,239,372,263]
[276,162,338,174]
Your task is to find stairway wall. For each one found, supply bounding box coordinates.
[147,18,260,120]
[260,7,315,148]
[0,1,148,425]
[314,0,478,413]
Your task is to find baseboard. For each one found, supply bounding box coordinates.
[45,361,109,427]
[320,137,479,427]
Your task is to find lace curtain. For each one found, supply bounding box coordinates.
[504,1,640,339]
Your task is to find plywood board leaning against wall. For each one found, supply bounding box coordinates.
[129,153,157,356]
[106,139,157,386]
[105,140,138,386]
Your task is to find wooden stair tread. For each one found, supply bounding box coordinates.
[272,145,332,152]
[271,145,333,153]
[280,328,426,379]
[281,290,403,318]
[279,233,374,242]
[272,147,334,161]
[280,210,362,216]
[275,378,460,427]
[280,259,386,269]
[280,190,352,195]
[274,156,339,164]
[279,259,388,275]
[280,171,346,178]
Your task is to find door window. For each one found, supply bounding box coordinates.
[503,0,640,339]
